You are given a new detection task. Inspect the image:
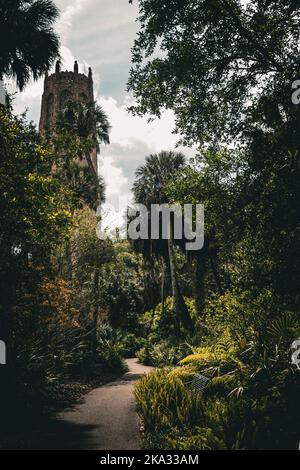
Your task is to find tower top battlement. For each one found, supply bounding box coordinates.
[44,60,93,87]
[39,60,94,133]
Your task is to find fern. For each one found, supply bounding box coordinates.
[267,312,299,341]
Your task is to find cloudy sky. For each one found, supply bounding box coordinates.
[11,0,194,208]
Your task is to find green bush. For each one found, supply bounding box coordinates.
[135,369,204,433]
[95,323,127,374]
[135,368,239,450]
[119,333,146,358]
[136,297,200,367]
[135,281,300,449]
[137,340,193,367]
[139,297,197,340]
[135,338,300,449]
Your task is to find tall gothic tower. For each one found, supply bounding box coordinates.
[39,60,97,175]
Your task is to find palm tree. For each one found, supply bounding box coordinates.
[133,151,194,333]
[0,0,60,91]
[56,100,111,207]
[57,100,110,150]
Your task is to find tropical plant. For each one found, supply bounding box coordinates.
[67,208,114,355]
[99,242,145,331]
[135,368,204,433]
[0,0,60,90]
[133,151,194,332]
[55,99,111,207]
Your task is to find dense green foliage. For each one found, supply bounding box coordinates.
[129,0,300,145]
[0,105,126,438]
[136,317,300,449]
[130,0,300,450]
[1,0,300,451]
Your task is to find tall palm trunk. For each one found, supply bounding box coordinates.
[160,257,166,318]
[168,219,194,333]
[92,269,100,357]
[210,254,224,294]
[85,151,96,177]
[195,249,207,317]
[195,236,223,318]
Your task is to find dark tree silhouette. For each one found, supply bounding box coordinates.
[0,0,60,90]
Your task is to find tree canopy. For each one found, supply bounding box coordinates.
[129,0,300,144]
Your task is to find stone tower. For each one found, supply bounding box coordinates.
[39,60,97,175]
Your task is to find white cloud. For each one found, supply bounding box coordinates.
[11,0,196,210]
[99,96,179,150]
[56,0,94,42]
[98,95,196,206]
[100,155,132,206]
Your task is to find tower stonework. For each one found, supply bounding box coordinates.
[39,61,97,174]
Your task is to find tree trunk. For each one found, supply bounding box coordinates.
[195,249,208,317]
[168,220,194,333]
[160,257,166,318]
[210,254,224,294]
[92,270,99,357]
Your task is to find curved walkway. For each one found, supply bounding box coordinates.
[41,358,152,450]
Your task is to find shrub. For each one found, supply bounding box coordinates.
[95,323,127,374]
[179,329,245,380]
[119,333,146,358]
[165,427,227,450]
[135,369,204,433]
[134,367,244,450]
[137,340,193,367]
[139,297,197,340]
[135,329,300,449]
[135,285,300,450]
[167,365,196,383]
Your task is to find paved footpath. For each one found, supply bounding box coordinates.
[40,358,153,450]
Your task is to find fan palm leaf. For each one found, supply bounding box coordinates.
[0,0,60,90]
